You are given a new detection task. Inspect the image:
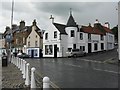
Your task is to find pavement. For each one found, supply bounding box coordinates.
[2,62,26,89]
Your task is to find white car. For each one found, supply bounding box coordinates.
[66,49,86,57]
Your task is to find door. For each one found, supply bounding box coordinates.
[31,50,34,58]
[88,43,92,53]
[73,44,76,49]
[54,44,57,58]
[39,49,43,58]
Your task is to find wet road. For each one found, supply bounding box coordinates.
[25,57,119,88]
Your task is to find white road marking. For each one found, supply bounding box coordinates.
[80,59,103,63]
[93,68,119,74]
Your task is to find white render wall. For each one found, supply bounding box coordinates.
[26,26,42,48]
[43,27,62,57]
[65,27,78,45]
[105,33,114,50]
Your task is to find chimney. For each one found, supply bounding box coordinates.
[32,19,37,26]
[94,19,99,24]
[88,23,91,27]
[6,26,10,31]
[20,20,25,29]
[104,22,110,28]
[94,19,100,28]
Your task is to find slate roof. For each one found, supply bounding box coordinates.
[53,23,67,35]
[66,14,77,27]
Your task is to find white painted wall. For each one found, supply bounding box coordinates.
[65,27,78,46]
[43,24,62,57]
[105,33,114,50]
[26,26,42,49]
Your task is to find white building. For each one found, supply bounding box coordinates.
[43,12,114,57]
[26,20,43,58]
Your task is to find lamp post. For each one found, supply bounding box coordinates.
[8,0,14,62]
[118,1,120,62]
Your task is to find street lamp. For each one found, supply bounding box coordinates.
[118,1,120,62]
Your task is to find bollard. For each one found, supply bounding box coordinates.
[22,60,24,74]
[16,57,18,67]
[13,57,15,65]
[18,58,21,69]
[23,60,27,79]
[25,63,30,86]
[11,56,13,63]
[17,57,19,68]
[30,67,36,89]
[43,76,50,90]
[20,59,22,71]
[18,58,20,69]
[15,57,17,66]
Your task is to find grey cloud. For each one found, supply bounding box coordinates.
[0,2,118,33]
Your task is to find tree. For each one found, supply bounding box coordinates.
[111,25,118,41]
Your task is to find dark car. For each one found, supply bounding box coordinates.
[17,53,30,58]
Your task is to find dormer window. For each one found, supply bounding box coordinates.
[71,30,74,37]
[54,31,57,38]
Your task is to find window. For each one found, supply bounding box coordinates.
[101,43,104,50]
[49,45,53,55]
[94,43,98,50]
[35,41,38,47]
[88,33,91,40]
[80,33,83,40]
[28,41,30,47]
[57,47,59,52]
[36,35,37,38]
[80,46,85,51]
[100,35,104,40]
[71,30,75,37]
[45,45,48,55]
[45,33,48,40]
[23,37,25,44]
[29,36,30,39]
[54,31,57,38]
[45,45,53,55]
[73,44,76,49]
[28,50,31,56]
[34,49,38,56]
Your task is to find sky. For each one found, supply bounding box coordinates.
[0,0,119,33]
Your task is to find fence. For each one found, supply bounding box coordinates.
[11,56,61,90]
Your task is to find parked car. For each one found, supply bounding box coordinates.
[17,53,30,58]
[66,49,86,57]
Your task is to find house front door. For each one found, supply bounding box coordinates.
[31,50,34,58]
[54,44,57,58]
[88,43,92,53]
